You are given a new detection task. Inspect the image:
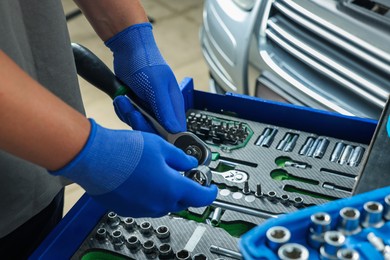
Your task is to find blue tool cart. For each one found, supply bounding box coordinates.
[31,78,382,260]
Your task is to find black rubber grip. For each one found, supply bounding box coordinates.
[72,43,124,99]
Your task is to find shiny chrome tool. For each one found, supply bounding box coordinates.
[211,169,248,183]
[320,231,346,260]
[278,243,309,260]
[338,207,361,235]
[209,245,242,259]
[308,212,331,249]
[361,201,384,228]
[185,165,212,187]
[266,226,291,251]
[336,248,360,260]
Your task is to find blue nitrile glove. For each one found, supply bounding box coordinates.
[106,22,186,133]
[387,115,390,138]
[51,119,217,217]
[113,95,155,133]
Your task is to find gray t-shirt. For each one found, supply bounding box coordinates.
[0,0,85,237]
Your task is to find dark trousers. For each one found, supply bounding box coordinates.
[0,189,64,260]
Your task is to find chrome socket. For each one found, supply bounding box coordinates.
[158,243,173,259]
[140,221,154,237]
[339,145,354,165]
[267,191,278,204]
[307,138,320,157]
[175,249,191,260]
[193,253,208,260]
[293,197,304,208]
[126,235,141,251]
[278,243,309,260]
[308,212,331,249]
[384,194,390,221]
[348,146,364,167]
[211,207,223,226]
[156,225,170,240]
[111,229,124,249]
[299,137,315,156]
[330,142,345,162]
[281,194,290,206]
[106,211,120,228]
[266,226,291,251]
[338,207,361,235]
[361,201,384,228]
[320,231,346,259]
[123,217,136,231]
[313,138,329,159]
[95,227,107,241]
[336,248,360,260]
[142,240,157,255]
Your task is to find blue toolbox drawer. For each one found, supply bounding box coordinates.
[31,78,384,260]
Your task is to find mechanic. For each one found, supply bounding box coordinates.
[0,1,217,258]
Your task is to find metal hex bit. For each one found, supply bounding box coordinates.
[242,181,251,195]
[313,138,329,159]
[255,184,263,197]
[320,231,346,259]
[361,201,384,228]
[266,226,291,251]
[348,146,364,167]
[307,137,321,157]
[278,243,309,260]
[336,248,360,260]
[308,212,331,249]
[338,207,361,235]
[384,194,390,221]
[339,145,354,165]
[330,142,345,162]
[299,137,315,156]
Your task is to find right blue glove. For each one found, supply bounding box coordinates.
[51,119,217,217]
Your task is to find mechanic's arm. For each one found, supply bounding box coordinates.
[0,51,217,216]
[0,51,90,171]
[74,0,187,134]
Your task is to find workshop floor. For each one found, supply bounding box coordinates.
[62,0,210,215]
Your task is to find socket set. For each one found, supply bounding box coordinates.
[187,109,368,216]
[68,109,371,260]
[239,186,390,260]
[72,211,241,260]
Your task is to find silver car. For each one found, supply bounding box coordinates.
[200,0,390,119]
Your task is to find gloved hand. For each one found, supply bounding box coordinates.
[106,22,186,134]
[50,119,217,217]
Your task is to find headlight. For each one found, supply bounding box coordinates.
[232,0,255,11]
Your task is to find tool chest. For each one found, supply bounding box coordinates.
[31,78,385,260]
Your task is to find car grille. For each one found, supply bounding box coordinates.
[263,0,390,118]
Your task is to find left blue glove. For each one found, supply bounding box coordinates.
[106,23,186,134]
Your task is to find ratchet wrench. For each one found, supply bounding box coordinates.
[72,43,212,183]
